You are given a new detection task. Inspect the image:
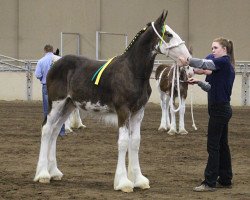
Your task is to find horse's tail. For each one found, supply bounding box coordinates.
[46,55,77,101]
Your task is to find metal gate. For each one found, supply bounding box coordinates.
[0,54,33,100]
[236,62,250,105]
[60,32,80,56]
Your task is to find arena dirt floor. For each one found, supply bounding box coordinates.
[0,101,249,200]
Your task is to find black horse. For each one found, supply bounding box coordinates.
[34,10,191,192]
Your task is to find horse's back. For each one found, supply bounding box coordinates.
[155,64,189,98]
[46,55,105,101]
[51,55,102,71]
[155,64,172,80]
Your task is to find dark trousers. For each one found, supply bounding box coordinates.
[204,103,233,187]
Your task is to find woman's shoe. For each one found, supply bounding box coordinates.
[193,184,215,192]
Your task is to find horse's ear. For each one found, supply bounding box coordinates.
[162,10,168,23]
[155,10,168,27]
[54,48,60,56]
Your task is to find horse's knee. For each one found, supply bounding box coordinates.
[118,127,129,151]
[130,138,140,150]
[118,137,129,151]
[41,123,52,138]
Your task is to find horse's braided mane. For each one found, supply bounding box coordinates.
[123,24,150,54]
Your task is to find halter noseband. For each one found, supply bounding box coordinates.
[151,22,185,59]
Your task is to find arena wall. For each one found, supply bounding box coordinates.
[2,0,249,60]
[0,0,18,57]
[0,72,245,106]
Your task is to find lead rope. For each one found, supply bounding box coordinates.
[169,63,182,113]
[190,86,197,130]
[169,63,197,130]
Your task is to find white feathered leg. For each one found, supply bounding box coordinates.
[34,120,53,183]
[34,99,75,183]
[165,95,171,130]
[178,98,188,134]
[114,125,134,192]
[48,100,75,180]
[70,108,86,129]
[65,108,86,133]
[128,108,150,189]
[65,117,73,133]
[158,92,167,131]
[168,101,177,135]
[48,131,63,181]
[158,92,171,131]
[34,100,65,183]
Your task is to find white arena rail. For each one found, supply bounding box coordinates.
[0,53,249,105]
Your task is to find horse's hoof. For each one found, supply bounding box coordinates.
[179,129,188,135]
[133,175,150,189]
[158,127,167,132]
[168,129,176,135]
[38,178,50,183]
[121,186,134,193]
[79,124,86,129]
[134,182,150,189]
[114,185,134,193]
[114,178,134,193]
[65,128,73,133]
[141,184,150,189]
[34,170,51,183]
[78,124,87,129]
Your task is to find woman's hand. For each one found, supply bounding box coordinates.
[187,77,199,84]
[178,56,189,66]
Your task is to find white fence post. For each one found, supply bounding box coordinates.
[241,64,249,105]
[26,61,33,101]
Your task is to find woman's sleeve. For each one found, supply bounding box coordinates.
[197,81,211,92]
[189,58,216,71]
[35,61,43,80]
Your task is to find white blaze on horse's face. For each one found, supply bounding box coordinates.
[184,65,194,78]
[159,25,191,64]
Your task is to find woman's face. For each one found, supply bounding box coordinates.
[211,41,227,58]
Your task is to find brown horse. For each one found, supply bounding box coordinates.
[34,10,191,192]
[155,64,194,135]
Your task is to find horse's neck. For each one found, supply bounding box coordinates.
[180,68,188,81]
[126,47,156,80]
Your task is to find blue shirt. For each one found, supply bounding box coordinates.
[35,52,54,84]
[205,54,235,105]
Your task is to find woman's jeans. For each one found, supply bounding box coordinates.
[204,103,233,187]
[42,84,65,136]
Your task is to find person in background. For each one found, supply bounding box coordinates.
[179,37,235,192]
[35,44,65,137]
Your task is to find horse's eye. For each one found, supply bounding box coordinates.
[167,33,173,38]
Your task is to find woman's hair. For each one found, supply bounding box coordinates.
[213,37,235,66]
